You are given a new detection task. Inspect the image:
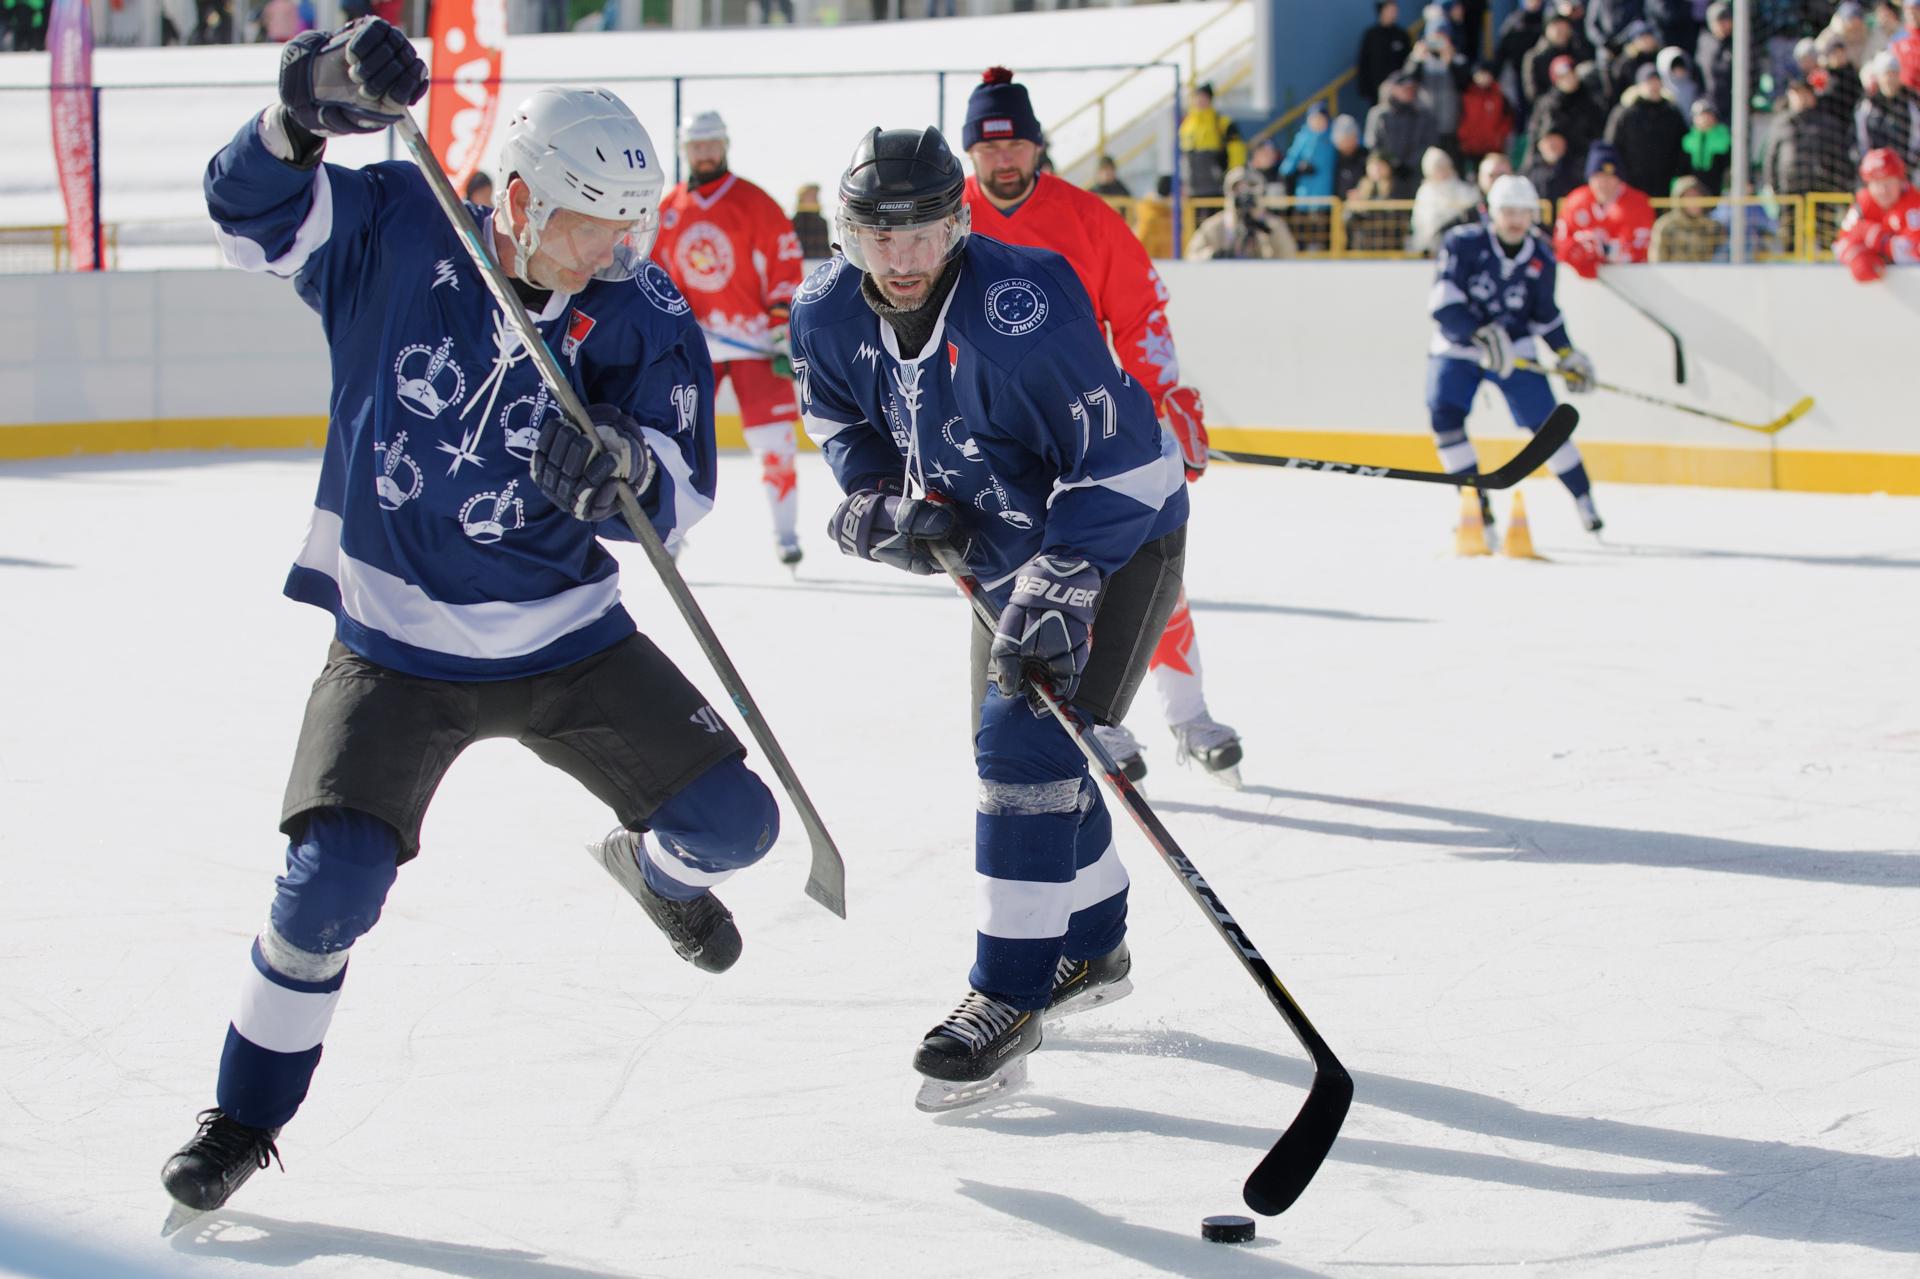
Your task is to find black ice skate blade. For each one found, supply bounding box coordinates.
[1041,976,1134,1023]
[913,1059,1030,1114]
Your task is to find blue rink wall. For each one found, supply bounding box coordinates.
[3,262,1914,497]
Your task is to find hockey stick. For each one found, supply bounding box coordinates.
[930,542,1350,1216]
[1599,274,1686,385]
[1515,359,1813,435]
[1208,403,1579,489]
[392,114,847,919]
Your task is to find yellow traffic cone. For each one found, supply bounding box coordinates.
[1503,489,1546,560]
[1455,488,1490,556]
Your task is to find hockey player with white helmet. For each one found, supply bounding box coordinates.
[653,108,810,566]
[792,126,1189,1109]
[163,24,783,1228]
[1429,172,1602,542]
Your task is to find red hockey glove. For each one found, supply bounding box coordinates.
[1848,249,1886,282]
[1162,384,1210,481]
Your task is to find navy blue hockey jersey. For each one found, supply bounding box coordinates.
[205,113,718,681]
[788,236,1187,595]
[1429,224,1574,364]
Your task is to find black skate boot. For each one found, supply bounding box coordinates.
[588,829,742,974]
[1576,494,1605,535]
[160,1108,281,1232]
[1171,715,1245,789]
[776,535,803,569]
[912,990,1042,1112]
[1044,941,1134,1020]
[1091,723,1148,783]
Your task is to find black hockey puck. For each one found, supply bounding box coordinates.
[1201,1215,1256,1244]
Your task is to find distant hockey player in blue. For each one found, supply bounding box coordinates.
[790,127,1189,1109]
[1430,174,1604,540]
[162,20,781,1226]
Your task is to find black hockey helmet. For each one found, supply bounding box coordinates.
[835,127,970,276]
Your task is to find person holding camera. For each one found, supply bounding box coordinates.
[1186,167,1298,260]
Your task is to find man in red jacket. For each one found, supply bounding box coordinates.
[1836,147,1920,280]
[653,110,808,565]
[958,67,1242,786]
[1552,140,1655,278]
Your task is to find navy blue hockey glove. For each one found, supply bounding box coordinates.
[989,555,1102,708]
[531,404,657,524]
[278,17,428,139]
[828,487,967,575]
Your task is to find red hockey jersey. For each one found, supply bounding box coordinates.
[653,172,804,361]
[964,173,1182,411]
[1835,186,1920,279]
[1553,184,1656,279]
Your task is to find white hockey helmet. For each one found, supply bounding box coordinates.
[1487,174,1542,213]
[497,87,664,283]
[681,109,729,147]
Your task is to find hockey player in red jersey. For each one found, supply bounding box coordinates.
[959,67,1241,786]
[1552,141,1655,279]
[654,110,808,564]
[1835,148,1920,282]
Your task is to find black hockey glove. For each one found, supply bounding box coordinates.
[827,486,967,575]
[278,17,428,139]
[989,554,1102,708]
[531,404,657,524]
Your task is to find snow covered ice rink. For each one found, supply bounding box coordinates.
[1,449,1916,1277]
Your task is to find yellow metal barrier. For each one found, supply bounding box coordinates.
[0,223,120,274]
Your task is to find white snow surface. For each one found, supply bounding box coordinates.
[1,451,1916,1277]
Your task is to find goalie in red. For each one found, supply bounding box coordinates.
[959,67,1243,786]
[1836,148,1920,282]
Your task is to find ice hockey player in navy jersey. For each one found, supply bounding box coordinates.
[161,21,782,1227]
[790,126,1190,1109]
[1430,174,1603,541]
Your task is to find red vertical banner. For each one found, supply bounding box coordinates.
[47,0,98,272]
[427,0,507,197]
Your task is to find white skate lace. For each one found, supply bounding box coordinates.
[1174,716,1239,753]
[935,992,1020,1048]
[1052,953,1083,985]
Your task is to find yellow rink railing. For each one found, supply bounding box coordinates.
[0,223,119,273]
[1095,191,1862,262]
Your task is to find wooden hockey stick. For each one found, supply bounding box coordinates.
[393,113,847,918]
[1516,359,1813,435]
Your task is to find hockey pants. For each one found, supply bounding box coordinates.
[1426,356,1592,500]
[719,359,799,545]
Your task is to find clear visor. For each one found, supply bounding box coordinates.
[836,208,968,279]
[537,205,660,283]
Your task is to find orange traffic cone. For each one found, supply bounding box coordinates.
[1503,489,1546,560]
[1455,488,1490,556]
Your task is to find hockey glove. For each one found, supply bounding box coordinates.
[279,17,428,139]
[769,323,794,381]
[989,555,1102,709]
[1847,246,1887,282]
[1162,384,1209,481]
[531,404,657,523]
[1471,323,1516,380]
[1555,348,1595,394]
[827,486,966,575]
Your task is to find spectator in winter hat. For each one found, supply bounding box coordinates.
[1825,3,1870,72]
[1359,2,1415,105]
[1477,150,1514,197]
[1527,53,1607,175]
[1604,21,1665,104]
[1766,80,1856,203]
[1281,106,1338,199]
[1854,51,1920,170]
[1526,126,1583,200]
[1187,167,1298,260]
[1411,147,1483,252]
[1681,97,1733,194]
[1405,21,1468,140]
[1604,62,1688,200]
[1697,2,1736,119]
[1366,69,1441,197]
[1178,81,1247,200]
[1656,45,1701,118]
[1649,174,1727,262]
[790,184,831,259]
[1553,137,1656,274]
[1332,114,1369,200]
[1523,11,1583,106]
[1457,63,1516,167]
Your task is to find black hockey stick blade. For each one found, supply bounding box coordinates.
[1600,275,1685,384]
[1207,403,1578,491]
[1243,1051,1354,1215]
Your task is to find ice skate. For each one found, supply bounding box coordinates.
[588,829,742,974]
[1171,715,1244,789]
[1044,941,1133,1021]
[1091,722,1147,783]
[160,1108,281,1235]
[776,535,803,572]
[1575,494,1605,536]
[913,989,1042,1113]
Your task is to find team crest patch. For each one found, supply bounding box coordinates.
[984,279,1048,337]
[636,261,692,316]
[796,256,843,303]
[673,222,736,294]
[561,309,596,363]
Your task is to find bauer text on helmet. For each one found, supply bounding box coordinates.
[837,126,971,309]
[498,87,664,290]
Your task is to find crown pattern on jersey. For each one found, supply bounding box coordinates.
[460,478,526,544]
[394,338,467,420]
[499,386,555,462]
[374,431,424,511]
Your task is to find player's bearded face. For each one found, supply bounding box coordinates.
[969,139,1040,203]
[685,139,728,183]
[846,219,955,307]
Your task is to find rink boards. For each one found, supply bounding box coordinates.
[2,262,1914,495]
